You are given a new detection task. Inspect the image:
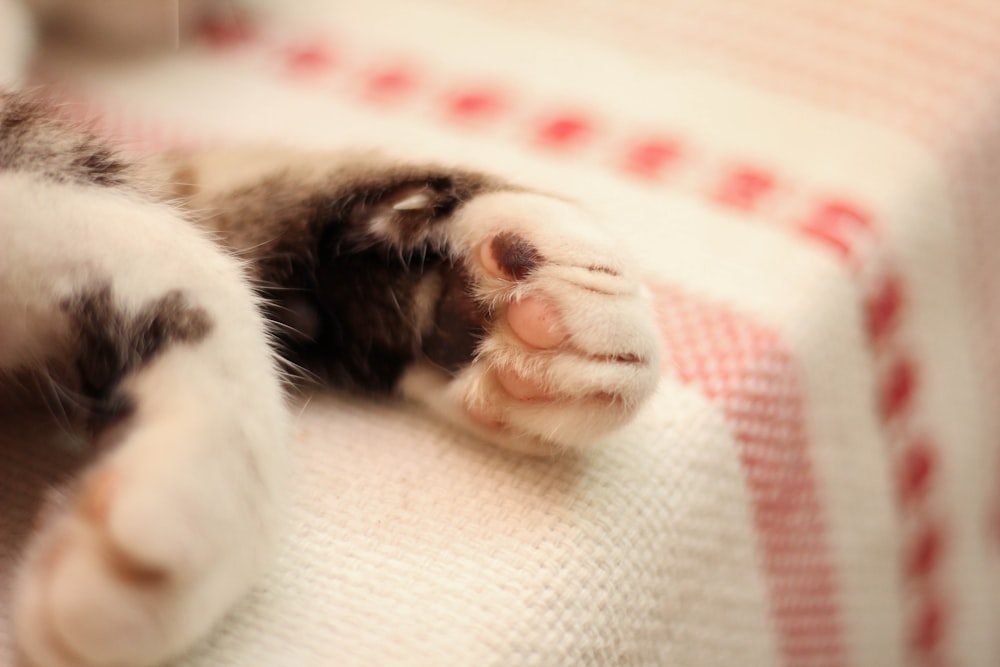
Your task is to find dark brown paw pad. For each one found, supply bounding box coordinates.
[480,232,543,281]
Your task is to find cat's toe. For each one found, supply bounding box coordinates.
[464,197,659,451]
[13,442,271,667]
[506,296,567,349]
[14,474,175,667]
[469,289,659,452]
[494,366,553,400]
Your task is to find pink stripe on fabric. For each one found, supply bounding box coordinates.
[651,283,847,667]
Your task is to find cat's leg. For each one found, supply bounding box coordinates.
[2,173,287,667]
[173,149,659,456]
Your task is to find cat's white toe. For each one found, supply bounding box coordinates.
[12,427,278,667]
[15,471,177,667]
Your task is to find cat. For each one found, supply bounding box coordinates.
[0,4,661,667]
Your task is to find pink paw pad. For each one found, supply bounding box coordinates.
[507,297,565,349]
[478,234,567,404]
[495,366,550,401]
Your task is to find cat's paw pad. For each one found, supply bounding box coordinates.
[13,449,262,667]
[430,191,660,455]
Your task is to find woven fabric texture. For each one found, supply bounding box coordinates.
[2,1,999,665]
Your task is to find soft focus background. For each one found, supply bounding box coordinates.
[3,1,1000,665]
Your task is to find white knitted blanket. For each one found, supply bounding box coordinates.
[3,1,1000,665]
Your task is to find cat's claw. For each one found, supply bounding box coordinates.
[392,191,433,211]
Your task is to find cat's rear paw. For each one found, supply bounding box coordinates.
[407,191,660,455]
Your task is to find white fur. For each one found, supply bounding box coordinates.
[401,191,661,455]
[2,173,288,667]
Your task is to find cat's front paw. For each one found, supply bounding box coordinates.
[406,191,660,456]
[12,430,276,667]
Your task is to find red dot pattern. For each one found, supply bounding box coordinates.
[900,442,937,506]
[798,201,874,261]
[446,89,506,121]
[714,166,777,211]
[880,357,918,420]
[285,44,336,74]
[535,114,594,148]
[866,275,905,344]
[621,138,683,178]
[907,524,944,578]
[912,593,945,655]
[365,66,418,102]
[794,198,948,665]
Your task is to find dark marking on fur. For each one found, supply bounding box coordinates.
[12,287,212,436]
[0,96,34,134]
[74,147,130,187]
[63,286,212,409]
[421,264,487,373]
[490,232,541,280]
[86,390,136,434]
[0,93,141,190]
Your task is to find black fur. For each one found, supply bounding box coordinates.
[194,163,508,391]
[64,285,212,403]
[0,92,519,405]
[0,285,212,433]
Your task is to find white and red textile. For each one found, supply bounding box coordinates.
[3,1,1000,665]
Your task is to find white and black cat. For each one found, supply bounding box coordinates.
[1,3,660,667]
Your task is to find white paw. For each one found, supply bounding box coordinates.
[12,426,276,667]
[408,191,660,456]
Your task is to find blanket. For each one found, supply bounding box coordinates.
[3,1,999,665]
